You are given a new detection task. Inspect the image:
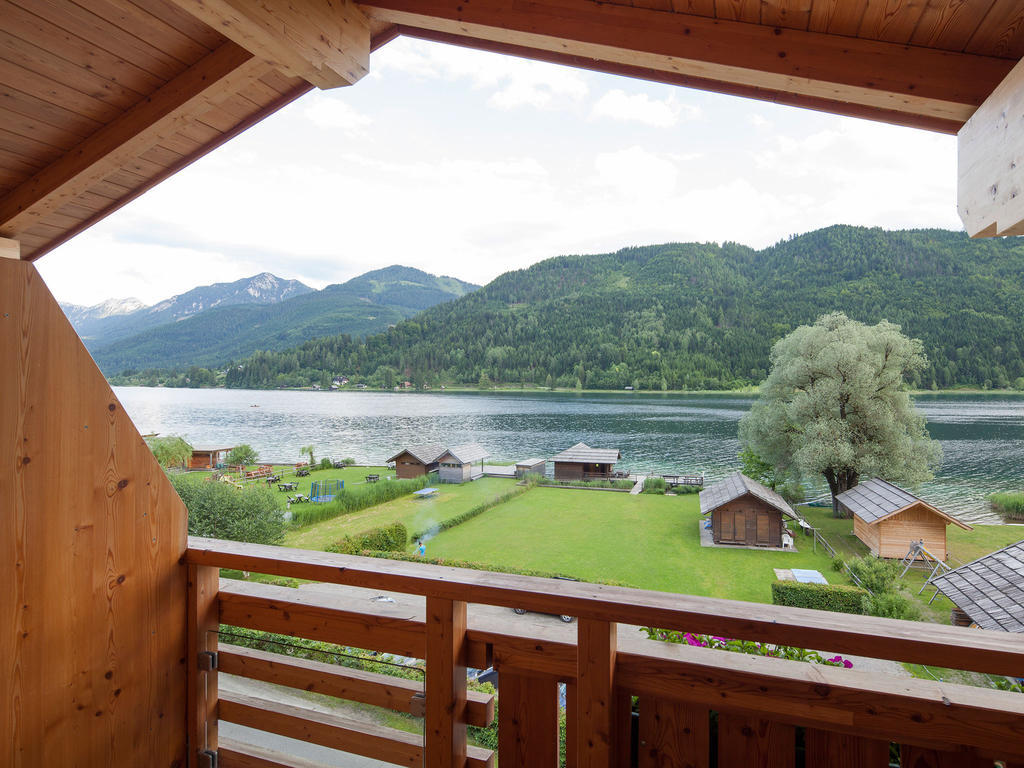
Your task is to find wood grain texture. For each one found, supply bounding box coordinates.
[577,619,617,768]
[899,745,993,768]
[804,729,890,768]
[0,260,187,767]
[425,596,468,768]
[716,713,795,767]
[498,672,559,767]
[638,698,709,768]
[187,564,220,765]
[219,736,340,767]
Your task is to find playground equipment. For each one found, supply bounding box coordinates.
[900,539,953,602]
[309,479,343,503]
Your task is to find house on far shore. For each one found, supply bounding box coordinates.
[437,443,489,484]
[189,446,232,470]
[551,442,621,481]
[836,478,971,561]
[387,444,446,479]
[700,472,799,548]
[929,540,1024,631]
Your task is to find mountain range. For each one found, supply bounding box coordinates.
[68,267,477,373]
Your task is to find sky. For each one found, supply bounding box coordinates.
[39,36,961,307]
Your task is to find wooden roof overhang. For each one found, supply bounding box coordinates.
[1,0,1024,265]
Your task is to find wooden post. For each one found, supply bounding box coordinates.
[425,596,468,768]
[717,713,794,768]
[498,672,559,767]
[0,237,19,260]
[577,619,617,768]
[187,564,220,767]
[638,698,709,768]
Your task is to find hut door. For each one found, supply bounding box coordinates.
[721,510,744,543]
[755,512,771,546]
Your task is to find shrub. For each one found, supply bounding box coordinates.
[409,486,529,541]
[643,477,667,494]
[831,556,846,572]
[328,523,407,554]
[989,492,1024,522]
[318,457,333,470]
[340,457,356,466]
[845,556,901,594]
[770,581,867,614]
[170,473,284,544]
[147,435,193,468]
[534,477,634,490]
[225,444,258,466]
[863,592,920,620]
[673,485,701,495]
[290,475,430,527]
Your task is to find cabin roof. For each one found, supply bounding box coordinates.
[440,443,489,464]
[551,442,621,464]
[699,472,797,519]
[516,458,546,468]
[930,540,1024,633]
[386,444,446,465]
[836,478,972,529]
[191,446,233,453]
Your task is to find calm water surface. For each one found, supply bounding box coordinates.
[114,388,1024,524]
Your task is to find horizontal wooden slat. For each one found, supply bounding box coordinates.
[218,690,493,768]
[218,643,493,727]
[219,737,336,768]
[186,539,1024,676]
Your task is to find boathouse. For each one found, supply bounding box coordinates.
[189,446,232,470]
[551,442,621,481]
[3,1,1024,766]
[437,443,489,484]
[836,479,971,561]
[515,458,547,479]
[930,541,1024,632]
[700,473,799,548]
[386,444,445,479]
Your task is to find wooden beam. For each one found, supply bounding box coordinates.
[356,0,1015,126]
[167,0,370,89]
[497,673,559,767]
[958,56,1024,237]
[425,596,469,768]
[0,237,18,260]
[0,42,269,241]
[577,619,617,768]
[187,565,220,768]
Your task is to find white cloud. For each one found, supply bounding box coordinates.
[304,94,372,136]
[593,146,678,198]
[591,89,700,127]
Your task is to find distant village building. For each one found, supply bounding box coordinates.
[189,446,232,470]
[387,444,446,479]
[929,540,1024,631]
[551,442,621,481]
[515,458,547,479]
[437,443,489,484]
[700,472,798,548]
[836,479,971,560]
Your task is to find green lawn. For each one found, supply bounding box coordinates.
[284,477,518,551]
[265,465,395,506]
[426,488,851,603]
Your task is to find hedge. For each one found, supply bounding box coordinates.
[770,581,867,614]
[408,485,529,541]
[290,474,432,527]
[326,522,407,554]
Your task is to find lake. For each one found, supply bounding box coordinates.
[113,387,1024,524]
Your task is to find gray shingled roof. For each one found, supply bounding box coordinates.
[386,444,446,464]
[441,443,489,464]
[836,478,970,529]
[930,540,1024,633]
[516,458,546,468]
[551,442,621,463]
[699,472,797,519]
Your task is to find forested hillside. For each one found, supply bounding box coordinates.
[119,227,1024,391]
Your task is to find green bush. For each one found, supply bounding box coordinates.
[170,473,284,544]
[989,492,1024,522]
[225,444,258,466]
[673,485,701,495]
[863,592,920,620]
[327,523,407,554]
[147,435,193,468]
[770,581,867,614]
[290,475,430,527]
[831,556,846,572]
[318,457,333,470]
[535,477,634,490]
[409,486,529,541]
[845,556,901,594]
[643,477,667,493]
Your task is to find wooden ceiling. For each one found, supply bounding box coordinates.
[1,0,1022,262]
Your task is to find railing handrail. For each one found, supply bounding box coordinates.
[186,537,1024,676]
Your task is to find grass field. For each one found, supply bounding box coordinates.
[426,488,850,603]
[283,477,518,551]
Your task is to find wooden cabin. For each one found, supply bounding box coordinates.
[437,443,489,484]
[552,442,622,481]
[4,1,1024,767]
[930,541,1024,633]
[836,479,971,561]
[515,458,547,478]
[386,444,445,479]
[189,446,232,470]
[700,472,799,548]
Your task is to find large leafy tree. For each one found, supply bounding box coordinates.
[739,313,941,517]
[170,475,284,545]
[146,435,193,468]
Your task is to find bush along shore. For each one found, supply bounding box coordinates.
[290,474,433,527]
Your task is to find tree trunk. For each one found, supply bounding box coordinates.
[827,468,859,518]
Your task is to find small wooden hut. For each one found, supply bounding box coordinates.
[515,458,547,479]
[189,446,232,470]
[437,443,489,484]
[929,540,1024,632]
[386,444,445,479]
[551,442,621,481]
[836,479,971,561]
[700,472,798,548]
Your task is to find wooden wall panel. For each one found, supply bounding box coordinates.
[878,505,948,560]
[0,259,188,767]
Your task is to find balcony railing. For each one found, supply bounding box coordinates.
[185,536,1024,768]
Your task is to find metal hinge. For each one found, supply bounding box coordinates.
[197,650,218,672]
[198,750,218,768]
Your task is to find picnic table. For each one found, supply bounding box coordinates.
[278,482,298,492]
[296,468,310,477]
[413,487,439,499]
[287,493,309,504]
[365,474,379,483]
